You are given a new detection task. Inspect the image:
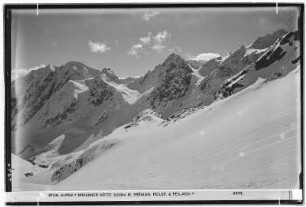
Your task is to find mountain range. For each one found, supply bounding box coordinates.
[11,28,301,189]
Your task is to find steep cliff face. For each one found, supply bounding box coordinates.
[124,53,195,117]
[147,54,193,115]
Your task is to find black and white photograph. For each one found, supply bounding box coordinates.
[5,2,304,204]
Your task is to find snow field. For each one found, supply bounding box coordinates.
[50,69,300,190]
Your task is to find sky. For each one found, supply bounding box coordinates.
[11,6,299,77]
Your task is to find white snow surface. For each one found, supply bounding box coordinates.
[188,64,205,86]
[106,80,141,104]
[253,77,266,85]
[245,48,268,56]
[102,76,153,104]
[69,80,89,99]
[11,154,47,191]
[45,69,300,190]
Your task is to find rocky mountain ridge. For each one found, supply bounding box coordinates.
[11,28,300,183]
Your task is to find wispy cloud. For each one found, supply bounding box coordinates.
[142,11,160,21]
[152,30,171,53]
[12,64,47,80]
[168,46,183,54]
[152,44,166,54]
[88,40,110,53]
[153,30,171,43]
[140,32,152,45]
[127,44,143,57]
[128,30,171,57]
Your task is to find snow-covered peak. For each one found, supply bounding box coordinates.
[248,29,288,49]
[219,29,300,98]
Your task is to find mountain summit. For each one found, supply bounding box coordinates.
[248,29,288,49]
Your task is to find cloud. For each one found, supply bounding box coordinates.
[140,32,152,45]
[152,44,166,53]
[152,30,171,53]
[127,44,143,57]
[88,40,110,53]
[128,30,171,57]
[153,30,171,44]
[12,64,47,80]
[190,52,221,62]
[168,46,183,54]
[142,11,160,21]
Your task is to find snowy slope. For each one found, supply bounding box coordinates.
[11,29,301,191]
[13,30,291,161]
[12,109,165,188]
[49,69,300,190]
[11,154,47,191]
